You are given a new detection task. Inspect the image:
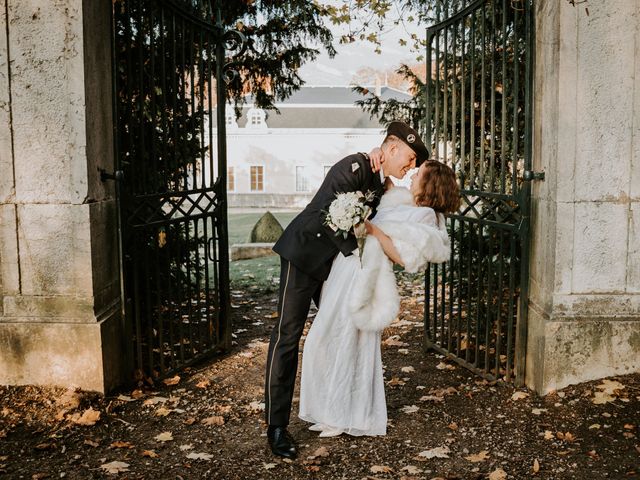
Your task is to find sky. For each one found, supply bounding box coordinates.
[298,7,425,87]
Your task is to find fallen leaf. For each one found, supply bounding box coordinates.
[163,375,181,386]
[184,417,197,425]
[435,362,455,370]
[131,389,145,399]
[69,408,101,426]
[420,395,444,403]
[401,405,419,414]
[543,430,554,440]
[511,391,529,401]
[465,450,489,462]
[592,391,616,404]
[624,424,635,430]
[593,380,625,404]
[588,424,601,430]
[201,416,225,426]
[587,450,599,459]
[401,465,423,474]
[533,458,540,473]
[371,465,393,473]
[447,422,458,431]
[84,439,100,448]
[110,441,134,449]
[154,431,173,442]
[488,468,507,480]
[383,336,408,347]
[387,377,406,386]
[156,407,172,417]
[417,446,450,459]
[186,452,213,461]
[247,401,265,412]
[100,461,129,474]
[398,348,409,355]
[143,397,168,406]
[401,366,415,373]
[531,408,547,415]
[313,446,330,457]
[263,463,277,470]
[141,450,158,458]
[195,380,210,389]
[117,395,134,402]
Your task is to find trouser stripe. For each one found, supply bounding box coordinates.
[266,260,291,425]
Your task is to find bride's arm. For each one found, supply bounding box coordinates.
[364,221,404,266]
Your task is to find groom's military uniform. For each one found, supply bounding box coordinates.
[265,121,430,432]
[265,152,385,427]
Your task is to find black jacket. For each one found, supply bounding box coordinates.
[273,153,385,280]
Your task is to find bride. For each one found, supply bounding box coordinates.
[298,160,460,437]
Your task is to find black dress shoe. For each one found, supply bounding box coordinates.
[267,426,297,459]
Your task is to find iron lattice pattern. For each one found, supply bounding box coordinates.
[114,0,232,381]
[424,0,533,383]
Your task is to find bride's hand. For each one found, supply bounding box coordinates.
[364,220,376,235]
[368,147,384,172]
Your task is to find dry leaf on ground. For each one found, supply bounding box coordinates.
[417,446,450,459]
[465,450,490,462]
[201,416,225,426]
[195,380,210,389]
[154,431,173,442]
[400,405,419,414]
[162,375,180,386]
[313,446,330,457]
[110,441,133,449]
[401,366,415,373]
[435,362,455,370]
[263,463,277,470]
[186,452,213,461]
[511,391,529,401]
[533,458,540,473]
[69,408,101,426]
[100,461,129,474]
[155,407,172,417]
[401,465,423,474]
[141,450,158,458]
[370,465,393,473]
[488,468,507,480]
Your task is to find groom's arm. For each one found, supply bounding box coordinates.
[315,154,371,256]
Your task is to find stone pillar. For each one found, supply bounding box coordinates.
[527,0,640,393]
[0,0,128,393]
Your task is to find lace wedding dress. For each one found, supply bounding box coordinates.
[298,187,450,436]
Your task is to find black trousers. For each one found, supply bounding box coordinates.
[264,257,323,426]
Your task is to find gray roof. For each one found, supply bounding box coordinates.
[270,86,411,105]
[217,85,410,129]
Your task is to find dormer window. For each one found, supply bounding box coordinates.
[225,110,238,129]
[246,107,267,129]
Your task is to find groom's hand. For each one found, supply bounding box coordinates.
[368,147,384,172]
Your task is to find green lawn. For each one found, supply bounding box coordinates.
[227,210,299,291]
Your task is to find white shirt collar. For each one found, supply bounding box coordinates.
[379,167,386,183]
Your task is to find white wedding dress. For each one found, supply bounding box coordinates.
[298,187,450,437]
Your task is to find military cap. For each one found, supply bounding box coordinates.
[386,121,430,165]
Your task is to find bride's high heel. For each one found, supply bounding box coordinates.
[308,423,325,432]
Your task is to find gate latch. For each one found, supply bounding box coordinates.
[523,170,545,181]
[99,169,124,182]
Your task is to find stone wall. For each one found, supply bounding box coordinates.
[527,0,640,393]
[0,0,126,392]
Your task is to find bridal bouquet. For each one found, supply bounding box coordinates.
[324,190,376,265]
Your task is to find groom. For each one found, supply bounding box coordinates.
[264,121,429,458]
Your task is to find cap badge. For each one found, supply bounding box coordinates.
[406,134,416,143]
[351,162,360,172]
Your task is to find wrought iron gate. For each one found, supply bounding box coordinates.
[424,0,535,385]
[110,0,245,381]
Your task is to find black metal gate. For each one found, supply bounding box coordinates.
[424,0,536,385]
[110,0,245,381]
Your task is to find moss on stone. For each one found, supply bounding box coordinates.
[249,211,284,243]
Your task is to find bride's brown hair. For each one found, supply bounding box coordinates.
[414,160,460,214]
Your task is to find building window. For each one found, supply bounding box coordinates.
[323,165,332,178]
[227,166,235,191]
[250,166,264,192]
[246,107,267,129]
[296,166,310,192]
[225,111,238,129]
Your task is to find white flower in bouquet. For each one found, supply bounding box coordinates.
[324,190,376,265]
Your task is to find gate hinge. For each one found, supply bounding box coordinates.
[523,170,545,181]
[99,169,124,182]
